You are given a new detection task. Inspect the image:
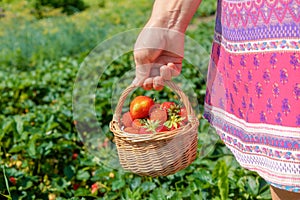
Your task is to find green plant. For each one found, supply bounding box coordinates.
[34,0,87,17]
[0,53,271,199]
[0,0,272,199]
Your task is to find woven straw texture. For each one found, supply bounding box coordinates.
[110,81,199,177]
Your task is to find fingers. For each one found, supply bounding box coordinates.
[160,63,182,80]
[132,63,181,90]
[132,64,152,87]
[160,65,172,80]
[141,76,164,91]
[167,63,182,77]
[153,76,164,91]
[133,64,162,90]
[142,77,153,90]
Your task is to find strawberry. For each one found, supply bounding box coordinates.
[140,119,171,133]
[170,124,180,130]
[161,101,182,118]
[73,183,80,190]
[143,119,160,133]
[130,96,154,119]
[164,114,184,131]
[160,101,176,111]
[179,107,188,123]
[9,177,16,185]
[156,124,169,132]
[121,111,133,127]
[72,153,78,160]
[149,107,168,124]
[132,119,146,130]
[130,119,152,134]
[139,127,152,134]
[91,183,98,194]
[149,103,161,113]
[124,126,140,134]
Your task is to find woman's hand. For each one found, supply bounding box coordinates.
[132,0,201,90]
[132,27,185,90]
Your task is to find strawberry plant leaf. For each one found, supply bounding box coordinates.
[1,119,13,138]
[64,165,75,180]
[14,116,23,135]
[182,185,193,198]
[149,188,167,200]
[74,188,92,197]
[9,143,26,153]
[112,179,125,191]
[140,181,156,192]
[76,170,90,181]
[130,177,141,191]
[27,134,40,158]
[256,188,271,199]
[213,160,229,200]
[238,175,259,196]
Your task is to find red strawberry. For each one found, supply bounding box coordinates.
[72,153,78,160]
[164,114,183,131]
[121,111,133,127]
[91,183,98,194]
[73,183,80,190]
[140,119,169,133]
[131,119,152,134]
[139,127,152,134]
[160,102,176,111]
[156,125,169,132]
[170,123,180,130]
[179,107,188,123]
[124,126,140,134]
[130,96,154,119]
[132,119,145,130]
[9,177,16,185]
[149,108,168,124]
[149,103,161,113]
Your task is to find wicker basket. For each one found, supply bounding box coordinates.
[109,81,199,177]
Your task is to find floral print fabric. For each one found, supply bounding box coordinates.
[204,0,300,192]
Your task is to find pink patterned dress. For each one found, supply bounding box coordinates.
[204,0,300,192]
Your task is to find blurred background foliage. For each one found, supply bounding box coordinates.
[0,0,271,199]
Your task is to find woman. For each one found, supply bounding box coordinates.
[132,0,300,199]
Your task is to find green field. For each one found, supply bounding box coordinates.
[0,0,272,199]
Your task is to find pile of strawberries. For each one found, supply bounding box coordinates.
[121,95,188,134]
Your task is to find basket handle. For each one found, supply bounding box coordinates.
[113,80,196,122]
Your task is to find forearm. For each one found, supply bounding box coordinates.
[146,0,202,33]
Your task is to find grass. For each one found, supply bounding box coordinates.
[0,0,217,71]
[1,166,12,200]
[0,0,153,70]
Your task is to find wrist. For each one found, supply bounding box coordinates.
[145,12,189,33]
[144,0,201,33]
